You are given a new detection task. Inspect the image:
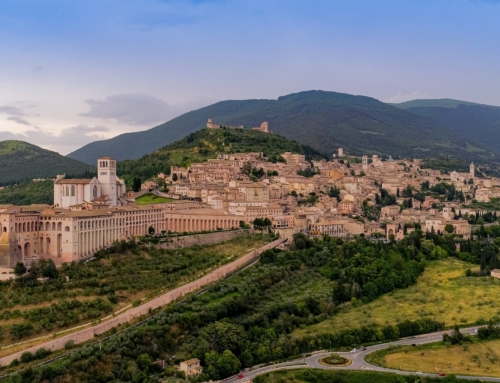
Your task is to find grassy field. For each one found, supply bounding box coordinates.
[253,369,462,383]
[372,339,500,377]
[0,234,272,349]
[135,193,174,205]
[293,258,500,337]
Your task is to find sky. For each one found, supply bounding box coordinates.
[0,0,499,155]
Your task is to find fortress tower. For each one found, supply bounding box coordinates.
[98,157,117,207]
[470,162,475,178]
[362,155,368,171]
[338,148,344,158]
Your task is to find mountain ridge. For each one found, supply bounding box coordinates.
[391,98,499,109]
[68,90,494,165]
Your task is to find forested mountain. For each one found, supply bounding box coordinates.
[392,99,500,155]
[117,127,325,186]
[68,91,493,165]
[391,98,494,109]
[0,141,93,185]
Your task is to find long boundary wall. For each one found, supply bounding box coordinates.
[0,238,284,366]
[157,229,254,250]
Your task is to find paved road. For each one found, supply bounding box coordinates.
[225,326,500,382]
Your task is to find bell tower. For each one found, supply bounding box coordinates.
[97,157,117,207]
[362,155,368,171]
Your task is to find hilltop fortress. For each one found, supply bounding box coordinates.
[206,118,269,133]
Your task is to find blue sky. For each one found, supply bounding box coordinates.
[0,0,499,154]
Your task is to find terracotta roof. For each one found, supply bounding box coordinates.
[98,156,115,160]
[54,179,93,185]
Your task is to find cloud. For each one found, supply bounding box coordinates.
[7,116,31,125]
[0,102,38,125]
[0,125,110,149]
[81,93,172,126]
[0,105,26,116]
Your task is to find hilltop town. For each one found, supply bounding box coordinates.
[0,120,496,270]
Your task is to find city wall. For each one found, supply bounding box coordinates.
[157,229,255,250]
[0,238,284,366]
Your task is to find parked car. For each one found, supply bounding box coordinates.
[439,373,447,377]
[416,371,422,375]
[237,374,245,379]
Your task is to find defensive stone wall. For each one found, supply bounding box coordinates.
[0,238,284,366]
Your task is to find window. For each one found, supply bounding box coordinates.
[71,185,75,197]
[93,186,98,198]
[65,186,69,196]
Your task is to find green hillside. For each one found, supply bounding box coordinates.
[0,180,53,205]
[117,127,325,185]
[0,140,94,186]
[391,98,495,109]
[68,90,493,165]
[392,99,500,155]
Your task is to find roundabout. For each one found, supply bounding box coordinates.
[318,353,352,367]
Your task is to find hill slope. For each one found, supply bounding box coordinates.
[392,99,500,154]
[117,127,325,185]
[390,98,496,109]
[68,90,492,165]
[0,140,94,185]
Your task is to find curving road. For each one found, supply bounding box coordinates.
[225,326,500,383]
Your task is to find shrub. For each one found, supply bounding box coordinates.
[20,352,33,363]
[65,340,75,349]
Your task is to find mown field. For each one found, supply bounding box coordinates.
[0,234,272,349]
[135,193,174,205]
[253,369,469,383]
[294,258,500,338]
[370,339,500,378]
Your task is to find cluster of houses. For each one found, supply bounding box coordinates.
[1,119,496,269]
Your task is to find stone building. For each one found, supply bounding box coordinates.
[179,358,202,376]
[54,157,126,209]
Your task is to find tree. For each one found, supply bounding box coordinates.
[148,226,155,235]
[202,322,246,354]
[172,173,178,182]
[132,177,141,192]
[239,349,254,368]
[260,249,277,264]
[444,224,454,234]
[41,259,58,278]
[443,324,463,345]
[137,353,154,372]
[216,350,241,378]
[13,262,26,277]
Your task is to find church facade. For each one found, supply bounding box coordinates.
[53,157,126,209]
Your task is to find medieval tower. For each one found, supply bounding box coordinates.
[98,157,117,207]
